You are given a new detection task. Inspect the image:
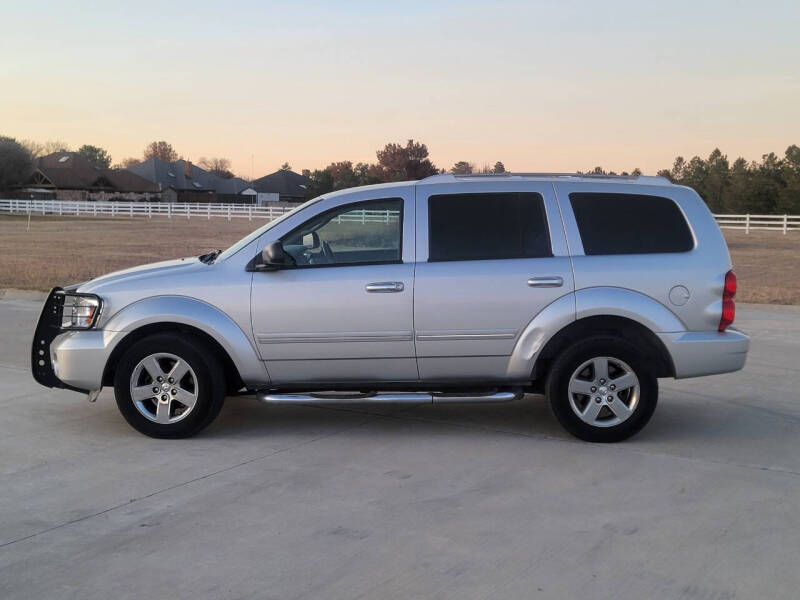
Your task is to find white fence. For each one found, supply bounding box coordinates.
[713,214,798,234]
[0,199,797,232]
[0,199,295,221]
[0,199,402,224]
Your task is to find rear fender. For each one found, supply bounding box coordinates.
[507,288,685,380]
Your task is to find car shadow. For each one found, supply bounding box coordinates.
[199,392,771,446]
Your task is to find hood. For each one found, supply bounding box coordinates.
[78,257,202,294]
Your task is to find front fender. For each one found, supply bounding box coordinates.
[103,295,268,386]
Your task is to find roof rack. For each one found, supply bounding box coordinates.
[421,172,670,184]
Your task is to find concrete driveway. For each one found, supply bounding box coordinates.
[1,298,798,599]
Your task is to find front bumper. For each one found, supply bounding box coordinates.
[32,288,125,393]
[657,328,750,379]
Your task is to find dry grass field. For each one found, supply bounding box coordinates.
[0,215,258,291]
[0,214,798,304]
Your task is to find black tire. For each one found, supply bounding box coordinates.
[546,336,657,443]
[113,333,226,438]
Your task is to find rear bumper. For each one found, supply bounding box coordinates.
[657,328,750,379]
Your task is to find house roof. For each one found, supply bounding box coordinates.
[29,153,159,193]
[251,169,309,199]
[106,169,161,193]
[128,158,251,194]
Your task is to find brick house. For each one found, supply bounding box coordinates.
[24,152,160,201]
[128,158,255,203]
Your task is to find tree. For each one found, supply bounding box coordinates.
[143,140,178,162]
[703,148,730,213]
[326,161,361,190]
[116,157,141,169]
[77,144,112,169]
[778,145,800,214]
[373,139,439,182]
[725,157,754,213]
[493,161,506,174]
[451,161,473,175]
[280,162,292,171]
[0,136,33,191]
[198,156,235,179]
[305,168,334,198]
[20,139,70,158]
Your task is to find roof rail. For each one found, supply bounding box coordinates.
[421,172,670,184]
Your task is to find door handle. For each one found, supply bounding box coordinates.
[365,281,405,293]
[527,276,563,288]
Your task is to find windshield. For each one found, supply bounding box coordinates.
[216,196,324,262]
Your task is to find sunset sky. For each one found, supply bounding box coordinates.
[2,0,798,178]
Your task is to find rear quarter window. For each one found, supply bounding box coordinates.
[569,192,694,255]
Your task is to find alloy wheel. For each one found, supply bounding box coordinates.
[129,352,199,424]
[567,356,640,428]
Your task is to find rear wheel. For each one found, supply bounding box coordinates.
[546,336,657,442]
[113,333,225,438]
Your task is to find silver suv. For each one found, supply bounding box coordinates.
[32,173,749,442]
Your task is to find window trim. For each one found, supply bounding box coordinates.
[426,191,553,263]
[568,192,695,256]
[277,197,404,270]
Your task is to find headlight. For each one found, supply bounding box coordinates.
[59,293,102,329]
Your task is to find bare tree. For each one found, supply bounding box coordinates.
[20,139,70,158]
[117,157,141,169]
[199,156,235,178]
[143,141,178,162]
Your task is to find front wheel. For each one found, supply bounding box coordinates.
[113,333,226,438]
[546,336,658,442]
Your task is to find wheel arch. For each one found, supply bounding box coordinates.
[531,315,675,387]
[102,322,245,392]
[100,296,268,390]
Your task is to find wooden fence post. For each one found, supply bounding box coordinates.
[227,205,231,221]
[745,213,750,234]
[784,215,788,235]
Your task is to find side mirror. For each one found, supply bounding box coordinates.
[257,241,288,271]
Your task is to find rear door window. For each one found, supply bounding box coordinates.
[569,192,694,255]
[428,192,552,262]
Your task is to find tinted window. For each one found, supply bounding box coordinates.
[428,192,551,262]
[281,198,402,267]
[569,193,694,255]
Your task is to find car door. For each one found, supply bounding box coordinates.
[250,188,417,385]
[413,180,574,382]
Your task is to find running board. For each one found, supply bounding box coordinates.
[257,389,523,405]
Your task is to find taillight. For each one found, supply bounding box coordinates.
[719,270,736,331]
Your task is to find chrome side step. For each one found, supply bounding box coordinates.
[257,389,523,405]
